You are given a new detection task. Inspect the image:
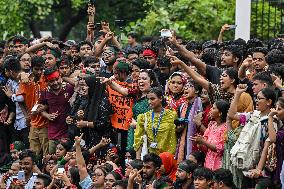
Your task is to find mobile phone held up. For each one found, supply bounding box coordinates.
[228,25,237,30]
[57,167,65,174]
[17,171,25,181]
[161,29,172,38]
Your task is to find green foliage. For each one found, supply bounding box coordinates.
[125,0,236,40]
[251,1,282,39]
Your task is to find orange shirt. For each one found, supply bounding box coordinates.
[107,81,136,130]
[17,75,48,128]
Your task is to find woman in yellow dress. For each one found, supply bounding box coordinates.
[134,87,177,159]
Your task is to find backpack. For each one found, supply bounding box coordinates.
[230,111,267,170]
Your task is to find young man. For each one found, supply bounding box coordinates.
[12,35,29,55]
[193,167,213,189]
[58,56,72,77]
[39,69,74,154]
[170,35,243,84]
[100,46,118,78]
[43,47,61,70]
[238,47,268,81]
[213,169,236,189]
[3,56,29,148]
[124,32,142,54]
[34,174,52,189]
[174,160,198,189]
[78,40,93,59]
[142,153,162,188]
[6,150,38,189]
[17,56,49,156]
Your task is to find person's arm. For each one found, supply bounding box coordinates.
[111,36,122,49]
[133,114,146,160]
[94,32,113,57]
[169,35,207,76]
[86,4,95,42]
[217,24,230,43]
[238,56,252,81]
[88,138,110,155]
[267,109,277,143]
[75,134,89,181]
[227,84,248,121]
[272,75,284,98]
[249,141,270,178]
[104,77,129,96]
[25,42,47,53]
[170,56,209,91]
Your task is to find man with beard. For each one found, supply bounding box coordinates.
[174,160,197,189]
[100,46,118,78]
[17,56,49,156]
[39,69,74,154]
[142,153,162,189]
[238,47,268,81]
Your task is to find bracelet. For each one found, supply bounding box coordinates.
[86,121,89,127]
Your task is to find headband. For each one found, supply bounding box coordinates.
[143,49,157,58]
[46,71,60,81]
[178,163,191,173]
[46,48,61,59]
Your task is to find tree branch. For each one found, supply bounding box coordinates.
[29,19,41,38]
[58,6,88,41]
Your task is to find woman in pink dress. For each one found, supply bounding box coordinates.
[190,99,229,170]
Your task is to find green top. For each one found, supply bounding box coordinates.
[134,109,177,155]
[127,97,150,151]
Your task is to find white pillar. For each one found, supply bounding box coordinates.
[235,0,251,41]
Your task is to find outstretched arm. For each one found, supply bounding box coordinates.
[170,56,209,91]
[169,34,207,76]
[227,84,248,121]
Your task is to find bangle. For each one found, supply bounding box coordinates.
[86,121,89,127]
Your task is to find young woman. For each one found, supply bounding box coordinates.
[104,171,123,189]
[227,85,277,188]
[55,138,73,164]
[159,152,178,181]
[170,56,253,129]
[165,72,187,110]
[104,69,161,151]
[175,82,203,162]
[134,87,177,158]
[66,75,114,148]
[267,97,284,187]
[190,99,230,171]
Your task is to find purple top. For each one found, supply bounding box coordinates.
[276,127,284,182]
[39,83,74,140]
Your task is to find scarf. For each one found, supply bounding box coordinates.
[175,97,203,162]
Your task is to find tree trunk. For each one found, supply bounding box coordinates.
[29,19,41,38]
[58,7,87,41]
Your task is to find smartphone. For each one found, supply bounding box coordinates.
[17,171,25,181]
[57,167,65,174]
[161,29,172,37]
[228,25,237,30]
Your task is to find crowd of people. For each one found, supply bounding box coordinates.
[0,6,284,189]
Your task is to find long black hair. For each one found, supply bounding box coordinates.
[215,99,230,123]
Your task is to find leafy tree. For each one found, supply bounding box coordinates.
[0,0,146,41]
[125,0,236,41]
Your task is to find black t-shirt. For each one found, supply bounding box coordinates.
[99,66,113,78]
[205,65,222,84]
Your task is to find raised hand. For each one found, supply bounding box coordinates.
[75,133,84,146]
[235,84,248,94]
